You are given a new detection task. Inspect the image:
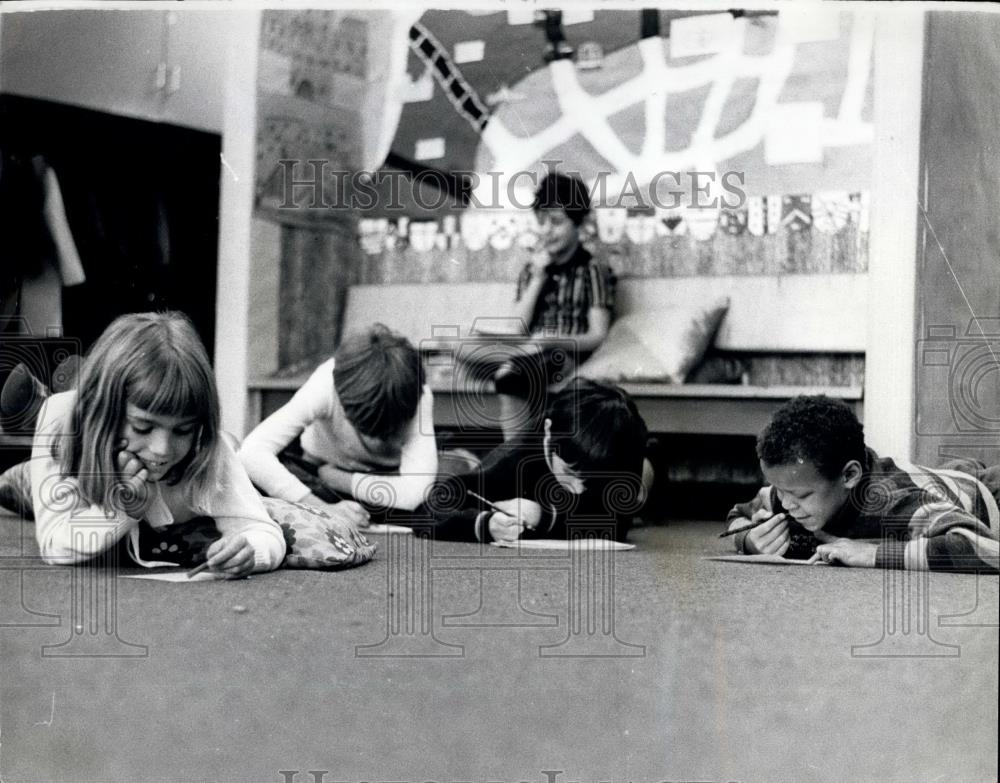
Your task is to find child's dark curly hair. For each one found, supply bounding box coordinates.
[757,395,866,479]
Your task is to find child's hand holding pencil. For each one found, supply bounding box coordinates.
[186,533,255,579]
[468,491,541,543]
[723,509,789,556]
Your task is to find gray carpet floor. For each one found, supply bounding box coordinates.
[2,513,997,783]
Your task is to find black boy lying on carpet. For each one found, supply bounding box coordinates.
[726,395,999,572]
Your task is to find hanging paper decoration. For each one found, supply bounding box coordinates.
[686,207,720,242]
[460,212,491,251]
[746,197,765,237]
[656,208,687,237]
[766,195,783,235]
[359,218,390,255]
[811,191,852,233]
[487,213,517,250]
[719,208,748,236]
[781,195,813,232]
[596,208,628,243]
[440,214,460,249]
[409,220,439,252]
[513,212,540,249]
[625,211,657,245]
[856,191,871,233]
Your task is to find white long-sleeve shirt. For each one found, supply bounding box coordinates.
[31,392,286,572]
[238,358,438,511]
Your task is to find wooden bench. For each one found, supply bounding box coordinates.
[247,273,867,437]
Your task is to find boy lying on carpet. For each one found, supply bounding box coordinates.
[239,323,437,523]
[415,379,648,543]
[725,395,999,572]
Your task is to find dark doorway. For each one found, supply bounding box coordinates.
[0,94,221,355]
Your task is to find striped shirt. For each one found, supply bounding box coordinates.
[728,449,999,572]
[515,246,615,336]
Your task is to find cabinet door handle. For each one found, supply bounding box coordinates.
[155,62,168,91]
[167,65,182,95]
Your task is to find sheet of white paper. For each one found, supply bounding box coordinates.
[121,571,220,582]
[706,554,828,566]
[492,539,635,551]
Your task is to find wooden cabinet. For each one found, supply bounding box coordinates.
[158,10,228,132]
[1,9,228,132]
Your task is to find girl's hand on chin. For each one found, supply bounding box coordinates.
[115,442,153,515]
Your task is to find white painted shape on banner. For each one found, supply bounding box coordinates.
[454,40,486,65]
[414,137,446,161]
[765,102,825,165]
[399,66,434,103]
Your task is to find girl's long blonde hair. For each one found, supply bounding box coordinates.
[57,311,222,513]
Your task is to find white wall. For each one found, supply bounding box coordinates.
[214,10,261,438]
[864,8,925,460]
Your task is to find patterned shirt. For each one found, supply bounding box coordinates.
[515,245,615,336]
[727,449,1000,572]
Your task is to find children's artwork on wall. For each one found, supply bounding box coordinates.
[255,10,377,211]
[352,8,874,285]
[254,8,875,383]
[353,189,870,284]
[377,9,872,206]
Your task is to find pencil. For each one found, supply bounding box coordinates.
[186,561,212,579]
[466,490,505,515]
[718,513,785,538]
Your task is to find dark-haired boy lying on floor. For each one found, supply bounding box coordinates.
[416,379,648,543]
[726,395,999,572]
